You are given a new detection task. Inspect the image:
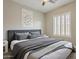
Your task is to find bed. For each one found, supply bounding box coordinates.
[7,30,74,59]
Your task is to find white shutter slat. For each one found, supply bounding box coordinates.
[65,13,71,36]
[57,16,60,35]
[53,16,57,35]
[61,15,65,36]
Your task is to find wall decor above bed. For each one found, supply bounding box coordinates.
[22,8,33,29]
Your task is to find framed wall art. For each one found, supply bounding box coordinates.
[22,8,33,29]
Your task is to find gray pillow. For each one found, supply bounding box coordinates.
[15,32,30,40]
[30,32,41,39]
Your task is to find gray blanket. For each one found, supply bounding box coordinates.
[12,38,72,59]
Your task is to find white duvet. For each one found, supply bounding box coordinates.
[11,40,72,59]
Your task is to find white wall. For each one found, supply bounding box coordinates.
[3,0,45,40]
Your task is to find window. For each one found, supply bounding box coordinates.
[53,12,71,37]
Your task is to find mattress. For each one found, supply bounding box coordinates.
[11,40,72,59]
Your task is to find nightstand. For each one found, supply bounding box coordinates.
[3,40,8,53]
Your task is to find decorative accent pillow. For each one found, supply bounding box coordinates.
[14,32,31,40]
[30,32,41,39]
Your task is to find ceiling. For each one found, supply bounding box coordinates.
[12,0,75,13]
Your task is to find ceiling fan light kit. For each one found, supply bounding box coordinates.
[43,0,48,2]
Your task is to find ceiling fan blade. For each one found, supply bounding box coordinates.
[42,0,57,6]
[49,0,55,3]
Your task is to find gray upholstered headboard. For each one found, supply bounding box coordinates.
[7,29,41,48]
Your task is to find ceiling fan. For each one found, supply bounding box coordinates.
[42,0,57,6]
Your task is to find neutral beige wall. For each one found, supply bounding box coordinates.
[45,2,76,45]
[3,0,45,40]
